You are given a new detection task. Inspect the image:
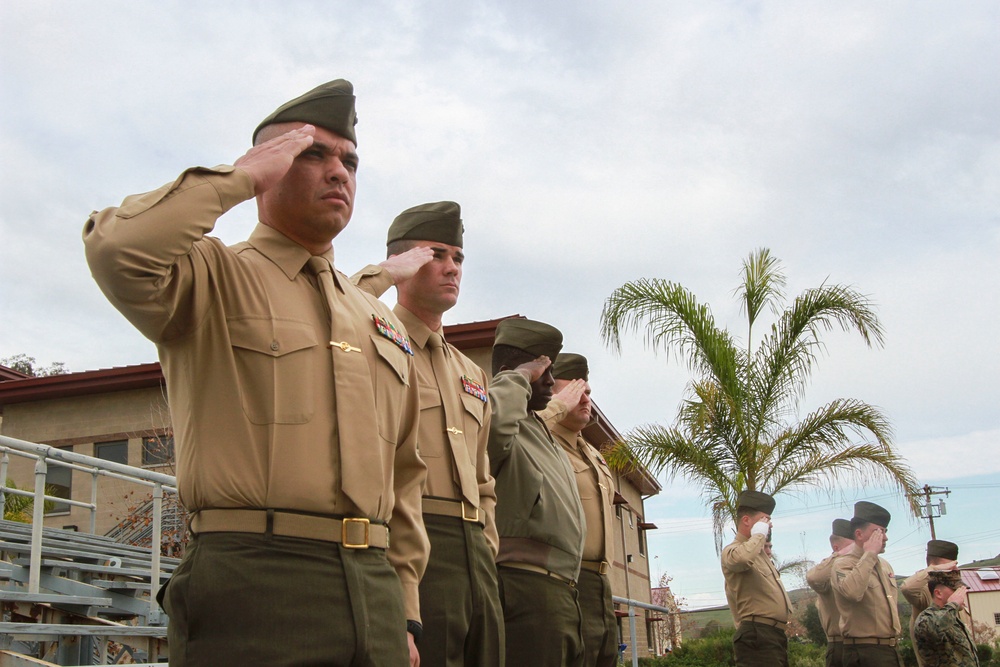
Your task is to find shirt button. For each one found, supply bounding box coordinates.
[270,341,279,351]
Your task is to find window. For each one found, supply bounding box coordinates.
[95,440,129,465]
[994,612,1000,626]
[142,435,175,467]
[45,448,73,514]
[638,523,647,557]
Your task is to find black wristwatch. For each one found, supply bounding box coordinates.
[407,619,423,644]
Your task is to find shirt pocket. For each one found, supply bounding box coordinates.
[370,333,411,445]
[570,458,596,499]
[418,383,445,458]
[229,317,318,424]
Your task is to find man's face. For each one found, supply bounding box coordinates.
[857,523,887,553]
[552,378,592,431]
[396,240,463,317]
[527,363,555,411]
[258,124,358,251]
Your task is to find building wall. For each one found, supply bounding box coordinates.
[969,590,1000,643]
[1,386,175,534]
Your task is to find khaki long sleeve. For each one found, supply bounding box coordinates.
[84,166,428,620]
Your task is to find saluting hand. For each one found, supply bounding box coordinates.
[515,356,551,383]
[381,246,435,285]
[234,124,316,194]
[947,586,968,609]
[552,378,587,410]
[931,560,959,572]
[862,528,886,554]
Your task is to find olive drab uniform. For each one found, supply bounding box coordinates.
[722,532,793,667]
[489,369,586,667]
[913,602,980,667]
[807,554,847,667]
[84,165,428,666]
[832,545,903,667]
[540,399,618,667]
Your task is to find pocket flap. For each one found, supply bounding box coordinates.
[371,334,409,384]
[229,318,317,357]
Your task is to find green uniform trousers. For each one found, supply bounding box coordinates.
[842,644,903,667]
[826,641,843,667]
[498,565,584,667]
[159,532,408,666]
[417,514,504,667]
[733,620,788,667]
[576,569,618,667]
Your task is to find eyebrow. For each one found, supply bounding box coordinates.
[431,246,464,261]
[310,141,360,165]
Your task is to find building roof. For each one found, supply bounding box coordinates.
[961,567,1000,593]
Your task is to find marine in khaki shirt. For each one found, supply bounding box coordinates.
[84,80,427,666]
[352,202,504,667]
[489,319,586,667]
[805,519,855,667]
[721,490,792,667]
[832,501,903,667]
[539,353,618,667]
[901,540,964,667]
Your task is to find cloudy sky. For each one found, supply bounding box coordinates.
[2,2,998,609]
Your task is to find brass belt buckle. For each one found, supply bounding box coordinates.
[462,502,480,523]
[598,561,609,575]
[342,517,370,548]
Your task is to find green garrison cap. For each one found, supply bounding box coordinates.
[494,318,563,360]
[552,353,589,381]
[253,79,358,146]
[832,519,853,539]
[853,501,891,528]
[387,201,464,248]
[927,540,959,560]
[928,570,963,590]
[737,490,775,515]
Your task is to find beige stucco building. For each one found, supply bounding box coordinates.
[1,315,664,659]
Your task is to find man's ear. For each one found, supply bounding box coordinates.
[498,364,512,372]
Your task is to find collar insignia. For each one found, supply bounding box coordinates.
[371,315,413,355]
[461,375,488,403]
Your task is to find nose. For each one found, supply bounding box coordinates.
[541,368,555,387]
[327,157,350,184]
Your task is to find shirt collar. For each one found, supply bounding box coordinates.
[247,224,342,291]
[393,304,436,350]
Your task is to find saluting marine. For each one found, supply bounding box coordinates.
[353,202,504,667]
[84,80,427,665]
[721,490,792,667]
[832,501,902,667]
[805,518,855,667]
[489,319,587,667]
[539,353,618,667]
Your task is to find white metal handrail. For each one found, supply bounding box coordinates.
[613,595,673,667]
[0,434,177,624]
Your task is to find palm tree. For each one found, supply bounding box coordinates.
[600,248,919,550]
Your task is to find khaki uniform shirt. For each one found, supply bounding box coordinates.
[83,166,428,620]
[488,371,585,581]
[539,400,615,563]
[721,532,793,625]
[389,304,499,556]
[831,544,900,639]
[806,553,844,640]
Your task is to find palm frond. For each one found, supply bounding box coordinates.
[734,247,786,349]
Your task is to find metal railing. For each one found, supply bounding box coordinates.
[613,594,673,667]
[0,434,177,624]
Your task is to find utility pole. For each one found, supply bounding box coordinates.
[909,484,950,539]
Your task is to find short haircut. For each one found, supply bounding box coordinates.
[386,238,417,259]
[492,344,535,376]
[850,518,871,534]
[736,506,763,522]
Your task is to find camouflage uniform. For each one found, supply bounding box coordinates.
[913,602,979,667]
